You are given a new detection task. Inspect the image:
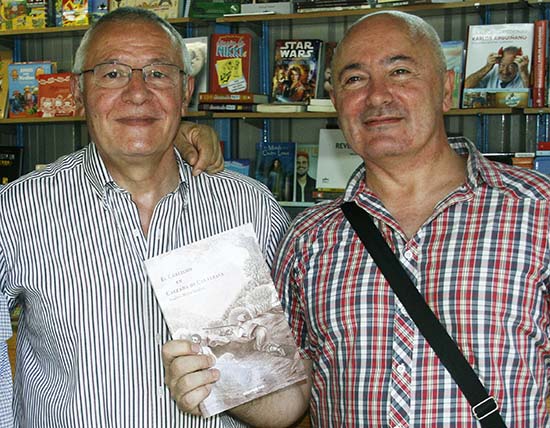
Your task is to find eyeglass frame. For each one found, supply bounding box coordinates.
[78,61,187,89]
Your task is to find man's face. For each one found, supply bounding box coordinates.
[73,20,193,166]
[330,16,453,163]
[498,52,518,83]
[296,155,309,177]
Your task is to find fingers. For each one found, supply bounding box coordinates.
[162,340,219,416]
[191,125,224,176]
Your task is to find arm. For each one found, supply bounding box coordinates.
[174,122,223,176]
[464,52,499,89]
[162,339,311,427]
[515,55,530,87]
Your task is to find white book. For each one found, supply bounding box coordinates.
[144,224,307,418]
[316,129,362,191]
[182,36,209,111]
[256,103,307,113]
[309,98,334,106]
[307,104,336,112]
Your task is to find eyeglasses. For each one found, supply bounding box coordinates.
[80,62,186,90]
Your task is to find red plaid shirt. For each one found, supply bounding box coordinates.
[273,138,550,427]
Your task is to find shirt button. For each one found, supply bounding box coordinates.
[404,250,413,259]
[155,333,162,345]
[397,364,406,374]
[157,386,164,399]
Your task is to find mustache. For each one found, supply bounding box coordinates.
[361,107,403,122]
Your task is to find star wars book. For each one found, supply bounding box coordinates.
[144,223,307,418]
[271,39,323,103]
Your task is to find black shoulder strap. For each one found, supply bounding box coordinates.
[341,201,506,428]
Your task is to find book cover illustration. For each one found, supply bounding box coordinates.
[109,0,179,19]
[441,40,464,109]
[144,223,307,418]
[61,0,89,26]
[8,62,55,118]
[0,48,12,119]
[0,0,47,30]
[316,129,362,191]
[294,143,318,203]
[463,23,534,108]
[37,72,75,117]
[183,36,208,110]
[209,33,252,94]
[321,41,337,98]
[0,146,23,185]
[272,39,323,103]
[255,141,296,202]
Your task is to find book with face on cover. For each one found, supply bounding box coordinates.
[182,36,209,111]
[144,223,307,418]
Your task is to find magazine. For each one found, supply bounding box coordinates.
[271,39,323,103]
[144,223,307,418]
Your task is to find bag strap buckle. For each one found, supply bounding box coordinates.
[472,396,499,421]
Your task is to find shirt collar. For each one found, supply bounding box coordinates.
[343,136,509,204]
[82,142,190,200]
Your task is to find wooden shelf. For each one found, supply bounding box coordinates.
[217,0,519,23]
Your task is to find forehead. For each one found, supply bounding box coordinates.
[86,20,180,65]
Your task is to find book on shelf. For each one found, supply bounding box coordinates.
[441,40,465,109]
[0,0,47,30]
[199,103,256,112]
[255,103,306,113]
[199,92,268,104]
[0,146,23,185]
[144,223,307,418]
[255,141,296,202]
[462,23,534,108]
[37,72,75,117]
[209,33,253,94]
[182,36,209,111]
[88,0,108,23]
[188,1,240,18]
[294,143,318,203]
[307,98,335,112]
[321,41,337,98]
[532,20,547,108]
[316,128,362,192]
[0,47,12,119]
[240,1,293,14]
[8,61,57,119]
[271,39,324,103]
[61,0,89,26]
[109,0,180,19]
[224,159,251,175]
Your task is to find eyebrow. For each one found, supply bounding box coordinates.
[337,54,417,80]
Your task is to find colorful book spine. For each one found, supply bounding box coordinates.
[532,20,547,108]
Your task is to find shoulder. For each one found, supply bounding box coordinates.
[490,162,550,200]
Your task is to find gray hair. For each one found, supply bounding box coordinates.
[337,11,447,75]
[72,7,191,75]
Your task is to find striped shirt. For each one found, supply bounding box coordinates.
[0,143,290,428]
[273,137,550,427]
[0,291,13,427]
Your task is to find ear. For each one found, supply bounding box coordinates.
[70,73,85,117]
[442,69,454,113]
[181,75,195,116]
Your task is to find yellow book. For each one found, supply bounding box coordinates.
[0,48,13,119]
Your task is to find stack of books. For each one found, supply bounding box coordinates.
[198,93,269,112]
[307,98,335,113]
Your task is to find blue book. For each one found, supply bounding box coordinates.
[255,141,296,202]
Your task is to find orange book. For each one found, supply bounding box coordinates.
[37,72,75,117]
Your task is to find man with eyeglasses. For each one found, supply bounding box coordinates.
[0,7,292,427]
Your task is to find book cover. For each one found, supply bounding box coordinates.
[225,159,251,175]
[8,62,56,118]
[88,0,108,23]
[294,143,318,203]
[182,36,209,111]
[532,20,547,108]
[144,223,307,418]
[441,40,465,109]
[0,146,23,185]
[0,0,46,29]
[316,129,362,191]
[0,48,12,119]
[271,39,323,103]
[109,0,180,19]
[37,72,75,117]
[209,33,252,94]
[321,41,337,98]
[199,92,268,104]
[62,0,89,26]
[463,23,534,108]
[188,0,240,18]
[255,141,296,201]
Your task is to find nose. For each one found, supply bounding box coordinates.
[367,77,392,107]
[120,69,152,104]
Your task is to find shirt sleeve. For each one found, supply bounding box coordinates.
[0,291,13,427]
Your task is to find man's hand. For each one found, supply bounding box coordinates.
[486,52,500,68]
[162,339,220,416]
[175,122,224,176]
[515,54,530,74]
